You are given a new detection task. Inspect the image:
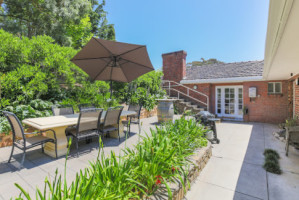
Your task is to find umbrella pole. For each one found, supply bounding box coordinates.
[110,80,112,98]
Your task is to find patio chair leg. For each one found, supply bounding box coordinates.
[8,143,15,163]
[76,139,79,157]
[55,141,58,158]
[128,123,131,136]
[118,130,120,142]
[41,144,44,153]
[138,122,141,135]
[20,149,26,169]
[286,142,289,156]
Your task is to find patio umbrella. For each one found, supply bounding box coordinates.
[71,37,154,97]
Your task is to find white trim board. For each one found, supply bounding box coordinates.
[180,76,263,84]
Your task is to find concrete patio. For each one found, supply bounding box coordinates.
[0,116,159,199]
[0,117,299,200]
[185,122,299,200]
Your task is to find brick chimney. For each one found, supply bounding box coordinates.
[162,50,187,83]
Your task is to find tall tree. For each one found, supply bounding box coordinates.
[0,0,115,48]
[89,0,115,41]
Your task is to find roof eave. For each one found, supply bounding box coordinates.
[180,76,264,84]
[263,0,294,79]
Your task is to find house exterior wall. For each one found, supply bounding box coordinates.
[294,79,299,117]
[184,81,289,123]
[162,50,290,124]
[182,83,211,110]
[242,81,288,123]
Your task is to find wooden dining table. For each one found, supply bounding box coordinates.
[22,110,136,158]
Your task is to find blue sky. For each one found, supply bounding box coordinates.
[105,0,269,69]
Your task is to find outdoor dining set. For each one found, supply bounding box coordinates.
[2,37,155,169]
[2,104,142,168]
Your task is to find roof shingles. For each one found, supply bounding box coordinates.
[185,60,264,80]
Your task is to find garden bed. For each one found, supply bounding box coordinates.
[14,117,209,199]
[148,142,212,200]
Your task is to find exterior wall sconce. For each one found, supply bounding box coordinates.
[193,85,198,90]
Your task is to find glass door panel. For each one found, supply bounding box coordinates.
[224,88,235,115]
[216,86,243,118]
[238,88,243,115]
[217,88,221,114]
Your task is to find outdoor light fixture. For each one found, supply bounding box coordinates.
[193,85,198,89]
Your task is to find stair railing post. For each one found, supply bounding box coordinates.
[168,81,171,96]
[207,96,209,111]
[187,88,189,97]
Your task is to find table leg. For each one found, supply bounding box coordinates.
[109,121,125,139]
[44,126,68,158]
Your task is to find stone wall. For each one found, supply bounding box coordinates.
[140,106,158,119]
[148,142,212,200]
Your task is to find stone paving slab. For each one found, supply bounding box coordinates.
[0,116,161,199]
[267,170,299,200]
[186,122,299,200]
[1,118,299,200]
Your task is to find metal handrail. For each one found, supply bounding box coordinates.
[162,80,209,110]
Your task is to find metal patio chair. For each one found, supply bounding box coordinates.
[100,106,124,142]
[122,104,142,136]
[2,111,57,168]
[66,108,103,157]
[78,104,96,111]
[52,105,74,116]
[285,126,299,156]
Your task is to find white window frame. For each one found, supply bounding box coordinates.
[268,82,282,94]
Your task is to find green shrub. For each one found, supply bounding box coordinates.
[264,149,280,159]
[14,117,208,199]
[114,71,166,111]
[0,29,114,109]
[263,160,282,174]
[263,149,280,159]
[263,149,281,174]
[0,99,54,135]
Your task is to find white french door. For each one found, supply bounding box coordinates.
[216,86,243,118]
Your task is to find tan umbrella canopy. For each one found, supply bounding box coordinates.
[71,37,154,96]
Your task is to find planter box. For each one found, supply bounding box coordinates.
[120,105,158,119]
[147,142,212,200]
[0,133,13,148]
[0,128,37,148]
[140,106,158,119]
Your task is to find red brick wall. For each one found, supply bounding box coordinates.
[183,84,211,110]
[162,50,187,83]
[243,81,288,123]
[184,81,289,123]
[294,80,299,117]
